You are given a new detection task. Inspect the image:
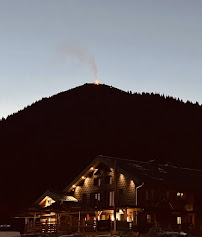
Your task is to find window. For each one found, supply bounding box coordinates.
[90,193,101,207]
[94,178,101,186]
[145,190,149,200]
[94,193,101,208]
[105,176,112,184]
[177,216,181,225]
[177,192,184,198]
[109,176,112,184]
[147,214,152,224]
[109,191,114,206]
[95,193,101,201]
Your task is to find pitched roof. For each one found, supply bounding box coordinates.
[64,155,202,192]
[43,201,95,213]
[35,190,78,205]
[103,156,202,191]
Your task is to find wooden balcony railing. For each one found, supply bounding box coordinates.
[25,220,96,235]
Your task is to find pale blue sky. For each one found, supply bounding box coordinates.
[0,0,202,117]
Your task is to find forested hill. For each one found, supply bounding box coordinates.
[0,83,202,219]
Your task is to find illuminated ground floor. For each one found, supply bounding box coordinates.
[17,206,142,235]
[15,205,198,236]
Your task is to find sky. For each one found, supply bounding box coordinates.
[0,0,202,118]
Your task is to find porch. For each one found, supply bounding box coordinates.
[23,209,137,235]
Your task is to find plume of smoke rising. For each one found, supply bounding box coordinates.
[60,43,98,81]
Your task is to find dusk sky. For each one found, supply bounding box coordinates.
[0,0,202,118]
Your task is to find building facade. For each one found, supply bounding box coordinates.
[20,155,202,235]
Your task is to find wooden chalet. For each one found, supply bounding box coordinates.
[19,155,202,235]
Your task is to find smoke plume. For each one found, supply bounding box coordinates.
[59,43,98,80]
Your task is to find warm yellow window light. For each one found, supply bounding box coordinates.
[177,216,182,225]
[119,209,124,214]
[177,192,184,197]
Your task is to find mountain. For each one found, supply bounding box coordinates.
[0,83,202,221]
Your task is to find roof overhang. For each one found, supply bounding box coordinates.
[63,155,142,192]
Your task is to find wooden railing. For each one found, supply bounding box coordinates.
[25,221,96,235]
[25,221,202,236]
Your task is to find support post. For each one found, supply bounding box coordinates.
[135,183,144,225]
[114,159,117,232]
[70,215,73,232]
[78,211,81,232]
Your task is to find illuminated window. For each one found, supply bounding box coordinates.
[109,176,112,184]
[95,193,101,201]
[109,191,114,206]
[105,176,112,184]
[177,192,184,198]
[177,216,181,225]
[111,214,115,221]
[94,178,101,186]
[147,214,152,224]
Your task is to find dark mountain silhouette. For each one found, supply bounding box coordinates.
[0,83,202,221]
